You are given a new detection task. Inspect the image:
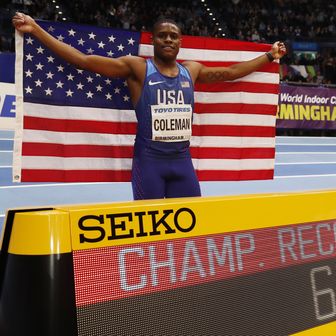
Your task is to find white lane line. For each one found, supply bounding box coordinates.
[276,152,336,155]
[275,162,336,165]
[276,136,336,140]
[276,143,336,146]
[0,182,110,189]
[275,174,336,179]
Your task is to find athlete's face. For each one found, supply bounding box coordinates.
[152,23,181,61]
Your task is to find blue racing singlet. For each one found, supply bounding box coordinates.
[134,59,194,157]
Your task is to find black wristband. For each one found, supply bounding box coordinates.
[265,52,275,62]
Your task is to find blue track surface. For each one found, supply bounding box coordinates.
[276,144,336,152]
[1,131,336,232]
[0,139,13,151]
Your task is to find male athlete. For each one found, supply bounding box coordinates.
[12,13,286,200]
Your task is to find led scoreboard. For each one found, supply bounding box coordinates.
[1,190,336,335]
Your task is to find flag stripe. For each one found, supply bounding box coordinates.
[189,61,279,73]
[24,117,274,137]
[229,72,279,84]
[194,82,279,94]
[141,56,278,80]
[24,108,277,127]
[21,168,274,182]
[193,113,276,126]
[139,44,269,61]
[22,156,132,170]
[196,169,274,180]
[24,102,136,121]
[194,103,276,115]
[23,101,276,120]
[22,129,135,145]
[24,116,137,134]
[21,169,132,182]
[21,156,274,170]
[194,91,279,105]
[22,143,133,158]
[192,125,275,137]
[140,32,272,52]
[22,129,275,147]
[22,143,274,159]
[23,100,278,118]
[193,159,275,170]
[190,136,275,148]
[190,147,275,159]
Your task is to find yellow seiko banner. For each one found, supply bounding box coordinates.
[2,190,336,336]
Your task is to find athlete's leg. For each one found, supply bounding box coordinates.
[165,157,201,198]
[131,156,166,200]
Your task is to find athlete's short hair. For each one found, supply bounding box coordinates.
[151,17,182,35]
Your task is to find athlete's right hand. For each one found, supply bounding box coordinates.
[12,12,36,34]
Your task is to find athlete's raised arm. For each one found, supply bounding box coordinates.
[12,12,142,79]
[184,41,286,84]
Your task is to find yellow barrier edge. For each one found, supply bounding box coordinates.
[8,210,72,255]
[291,320,336,335]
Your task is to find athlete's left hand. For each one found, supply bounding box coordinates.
[270,41,287,60]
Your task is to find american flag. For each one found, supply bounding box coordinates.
[13,20,279,182]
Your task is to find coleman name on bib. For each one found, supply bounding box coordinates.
[151,104,192,142]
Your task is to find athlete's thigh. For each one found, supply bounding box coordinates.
[131,156,165,200]
[166,159,201,198]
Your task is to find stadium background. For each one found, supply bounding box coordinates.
[1,1,336,335]
[1,0,336,94]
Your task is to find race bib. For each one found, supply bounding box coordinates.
[151,104,192,142]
